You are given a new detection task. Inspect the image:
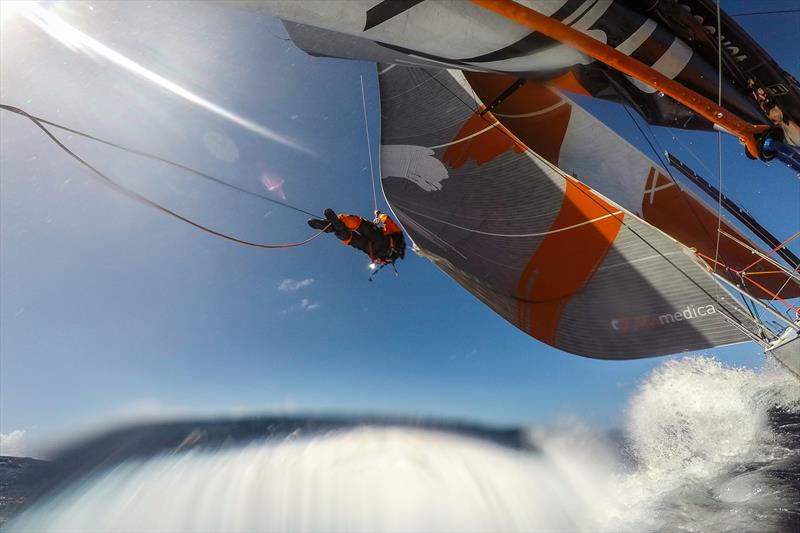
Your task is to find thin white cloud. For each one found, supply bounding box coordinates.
[0,429,30,457]
[278,278,314,291]
[20,4,316,157]
[285,298,321,312]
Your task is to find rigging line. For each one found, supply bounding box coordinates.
[713,0,724,273]
[740,291,759,322]
[767,273,795,309]
[622,106,720,256]
[744,275,800,314]
[620,104,720,248]
[4,105,329,249]
[621,104,671,177]
[740,230,800,273]
[421,69,480,115]
[719,229,800,281]
[729,9,800,17]
[360,75,379,213]
[739,294,775,341]
[394,202,623,237]
[704,267,793,335]
[668,130,716,177]
[0,104,320,218]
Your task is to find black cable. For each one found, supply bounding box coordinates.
[621,104,671,176]
[619,103,721,253]
[421,69,480,114]
[730,9,800,17]
[0,104,328,249]
[0,104,320,218]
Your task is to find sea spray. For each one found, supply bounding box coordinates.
[6,357,799,532]
[609,356,800,531]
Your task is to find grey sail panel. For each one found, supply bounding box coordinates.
[378,64,769,359]
[553,216,763,358]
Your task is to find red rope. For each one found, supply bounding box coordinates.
[697,231,800,276]
[695,252,736,272]
[740,231,800,273]
[744,275,800,313]
[696,248,799,314]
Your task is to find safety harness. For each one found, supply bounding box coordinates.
[368,233,405,265]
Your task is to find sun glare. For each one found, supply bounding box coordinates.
[12,2,316,157]
[0,1,27,25]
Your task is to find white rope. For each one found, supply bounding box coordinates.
[395,202,624,238]
[360,74,379,214]
[713,0,724,272]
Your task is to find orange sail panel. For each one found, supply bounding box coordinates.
[443,111,525,168]
[518,180,623,344]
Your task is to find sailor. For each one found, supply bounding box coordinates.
[308,208,405,264]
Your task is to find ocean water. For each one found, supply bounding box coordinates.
[4,356,799,532]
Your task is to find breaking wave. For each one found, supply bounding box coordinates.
[613,357,800,531]
[5,357,799,532]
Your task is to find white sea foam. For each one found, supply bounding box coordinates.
[8,357,799,532]
[606,357,799,531]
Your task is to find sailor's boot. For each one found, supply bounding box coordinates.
[324,208,351,241]
[307,218,334,232]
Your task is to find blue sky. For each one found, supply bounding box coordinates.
[1,1,797,456]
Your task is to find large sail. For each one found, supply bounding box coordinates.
[461,72,800,300]
[378,64,773,359]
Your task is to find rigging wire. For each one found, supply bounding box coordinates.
[622,104,722,254]
[771,273,798,312]
[668,130,716,178]
[360,75,379,214]
[729,9,800,17]
[422,69,480,114]
[0,104,319,218]
[738,292,768,341]
[712,0,724,273]
[1,104,328,249]
[621,104,672,177]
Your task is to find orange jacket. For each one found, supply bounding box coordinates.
[338,213,401,235]
[337,214,364,231]
[378,213,402,235]
[336,212,402,251]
